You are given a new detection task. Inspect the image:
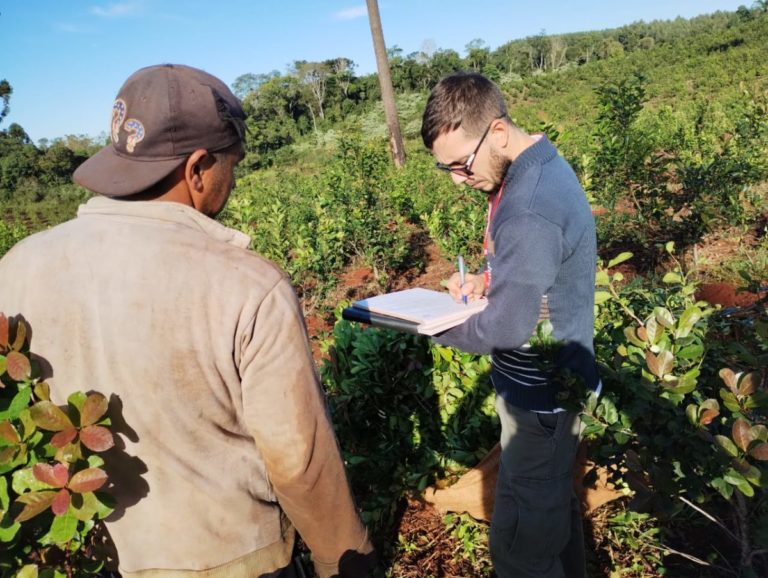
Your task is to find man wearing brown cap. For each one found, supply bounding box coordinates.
[0,64,372,577]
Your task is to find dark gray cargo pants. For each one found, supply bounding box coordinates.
[489,396,585,578]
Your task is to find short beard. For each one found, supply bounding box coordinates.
[489,148,511,192]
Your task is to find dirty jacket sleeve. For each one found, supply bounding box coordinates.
[238,277,372,577]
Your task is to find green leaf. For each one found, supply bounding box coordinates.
[724,469,748,486]
[607,252,633,268]
[0,387,32,422]
[742,465,761,486]
[595,270,610,286]
[711,476,733,499]
[0,355,6,377]
[662,272,682,284]
[644,317,663,344]
[92,492,115,519]
[16,565,38,578]
[29,401,73,432]
[13,467,52,494]
[675,306,703,339]
[66,391,87,416]
[594,291,611,305]
[677,343,704,360]
[39,510,78,545]
[0,515,21,542]
[685,404,698,426]
[0,476,8,511]
[71,491,101,522]
[665,241,675,255]
[669,367,699,395]
[654,307,675,329]
[33,381,50,401]
[736,479,755,497]
[752,424,768,442]
[715,435,739,457]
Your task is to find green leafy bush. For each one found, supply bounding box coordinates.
[0,313,115,577]
[587,246,768,575]
[321,314,497,536]
[0,221,27,259]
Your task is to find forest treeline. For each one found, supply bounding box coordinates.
[1,5,767,226]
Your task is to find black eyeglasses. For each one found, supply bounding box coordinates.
[435,121,494,177]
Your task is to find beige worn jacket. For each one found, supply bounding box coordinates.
[0,197,370,577]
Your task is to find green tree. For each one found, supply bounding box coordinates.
[0,80,11,126]
[231,71,280,100]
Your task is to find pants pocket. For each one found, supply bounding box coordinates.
[491,474,572,559]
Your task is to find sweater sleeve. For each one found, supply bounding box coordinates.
[434,210,563,354]
[239,278,372,577]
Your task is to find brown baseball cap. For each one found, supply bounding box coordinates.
[73,64,246,197]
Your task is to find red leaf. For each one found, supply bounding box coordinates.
[719,368,738,393]
[68,467,107,493]
[80,393,109,427]
[6,351,31,382]
[11,319,27,351]
[732,418,754,453]
[33,463,70,488]
[80,425,114,452]
[52,488,71,516]
[0,314,8,348]
[646,350,673,378]
[699,409,719,426]
[750,443,768,461]
[0,420,20,444]
[15,490,57,522]
[30,401,74,431]
[738,372,759,396]
[51,428,78,449]
[0,446,18,463]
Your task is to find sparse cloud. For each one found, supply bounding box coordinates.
[90,2,141,18]
[333,6,367,21]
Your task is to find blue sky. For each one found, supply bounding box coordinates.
[1,0,748,143]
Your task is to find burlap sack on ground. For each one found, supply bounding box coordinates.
[423,442,622,521]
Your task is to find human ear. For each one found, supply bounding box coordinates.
[184,149,210,194]
[490,118,509,149]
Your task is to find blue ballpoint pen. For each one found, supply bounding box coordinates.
[457,255,467,304]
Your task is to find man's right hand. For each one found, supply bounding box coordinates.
[446,272,485,304]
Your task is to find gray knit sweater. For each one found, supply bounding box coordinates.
[434,136,599,411]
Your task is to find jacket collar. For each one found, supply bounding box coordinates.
[77,196,251,249]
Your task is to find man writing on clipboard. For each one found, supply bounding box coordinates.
[421,72,600,578]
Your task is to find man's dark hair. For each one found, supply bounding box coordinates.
[421,72,509,150]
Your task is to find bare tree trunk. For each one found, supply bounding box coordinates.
[366,0,406,168]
